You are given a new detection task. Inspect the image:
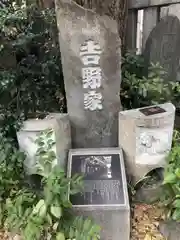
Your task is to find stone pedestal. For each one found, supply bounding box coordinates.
[17,113,71,175]
[55,0,122,148]
[67,148,130,240]
[119,103,175,184]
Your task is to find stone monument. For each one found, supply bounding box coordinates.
[55,0,122,148]
[119,103,175,184]
[17,113,71,175]
[67,148,130,240]
[144,15,180,82]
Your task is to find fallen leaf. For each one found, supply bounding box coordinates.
[131,204,165,240]
[144,233,152,240]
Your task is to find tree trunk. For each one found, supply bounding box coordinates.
[38,0,54,8]
[26,0,54,8]
[75,0,128,51]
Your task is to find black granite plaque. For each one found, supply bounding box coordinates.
[70,154,125,205]
[139,106,166,116]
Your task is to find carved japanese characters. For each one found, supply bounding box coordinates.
[80,39,103,111]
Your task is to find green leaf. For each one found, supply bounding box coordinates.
[84,219,92,231]
[163,173,177,184]
[63,200,72,208]
[69,227,74,239]
[173,199,180,208]
[33,199,46,217]
[93,225,101,233]
[56,232,65,240]
[50,205,62,219]
[172,208,180,221]
[175,168,180,178]
[46,213,52,225]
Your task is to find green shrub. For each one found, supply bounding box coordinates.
[0,1,65,140]
[0,134,25,199]
[160,130,180,221]
[0,129,101,240]
[121,52,180,110]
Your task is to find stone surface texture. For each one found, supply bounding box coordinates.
[134,182,163,204]
[160,4,180,82]
[119,103,175,184]
[143,15,180,82]
[55,0,122,148]
[160,3,180,20]
[159,220,180,240]
[67,148,130,240]
[17,113,71,174]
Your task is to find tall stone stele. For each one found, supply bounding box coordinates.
[55,0,122,148]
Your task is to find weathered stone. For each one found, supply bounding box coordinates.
[55,0,122,148]
[161,3,180,21]
[159,220,180,240]
[134,170,164,204]
[119,103,175,184]
[17,113,71,174]
[67,148,130,240]
[134,183,163,204]
[144,15,180,81]
[160,4,180,82]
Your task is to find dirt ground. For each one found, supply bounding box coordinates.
[131,204,165,240]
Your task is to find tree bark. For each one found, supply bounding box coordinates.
[75,0,128,51]
[26,0,54,8]
[38,0,54,8]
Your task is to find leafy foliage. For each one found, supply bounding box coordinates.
[0,134,25,200]
[34,128,57,177]
[4,189,37,233]
[160,130,180,221]
[0,133,26,227]
[0,1,65,139]
[0,129,100,240]
[121,52,180,110]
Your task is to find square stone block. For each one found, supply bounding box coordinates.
[119,103,175,184]
[17,113,71,175]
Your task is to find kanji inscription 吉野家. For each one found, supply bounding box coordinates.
[80,39,103,111]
